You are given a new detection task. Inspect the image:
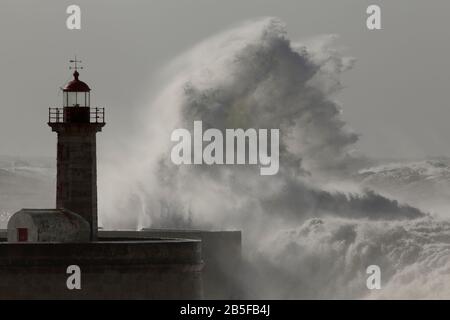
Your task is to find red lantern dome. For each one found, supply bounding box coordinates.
[62,70,91,107]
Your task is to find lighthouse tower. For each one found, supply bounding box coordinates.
[48,59,105,240]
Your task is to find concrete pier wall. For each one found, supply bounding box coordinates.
[0,239,203,299]
[0,229,242,299]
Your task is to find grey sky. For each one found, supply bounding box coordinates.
[0,0,449,159]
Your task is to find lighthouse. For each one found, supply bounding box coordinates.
[48,58,105,241]
[1,59,234,300]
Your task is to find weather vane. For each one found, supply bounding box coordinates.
[69,56,83,71]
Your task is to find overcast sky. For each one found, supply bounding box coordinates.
[1,0,450,160]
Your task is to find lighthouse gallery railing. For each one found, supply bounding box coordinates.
[48,107,105,124]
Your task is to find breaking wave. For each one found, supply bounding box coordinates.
[99,17,450,298]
